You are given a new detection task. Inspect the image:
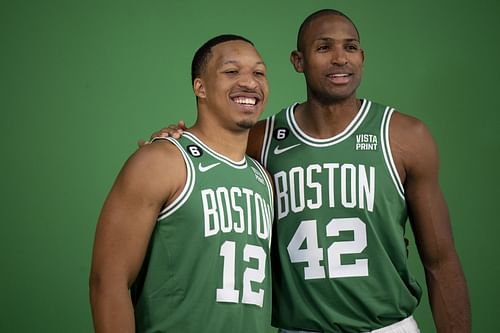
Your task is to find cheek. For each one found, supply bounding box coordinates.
[261,81,270,93]
[305,60,328,77]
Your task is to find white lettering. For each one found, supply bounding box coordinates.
[341,164,356,208]
[274,163,376,219]
[289,167,305,213]
[274,171,289,219]
[202,189,219,237]
[202,186,272,240]
[306,164,322,209]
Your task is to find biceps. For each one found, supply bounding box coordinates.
[91,191,160,287]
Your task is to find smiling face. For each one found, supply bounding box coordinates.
[292,13,364,104]
[194,40,268,131]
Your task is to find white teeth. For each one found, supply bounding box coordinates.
[233,97,257,105]
[332,74,349,77]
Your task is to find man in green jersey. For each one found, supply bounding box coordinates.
[149,9,471,333]
[90,34,274,333]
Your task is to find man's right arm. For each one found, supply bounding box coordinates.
[246,120,267,161]
[89,141,185,332]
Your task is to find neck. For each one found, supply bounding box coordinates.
[295,96,362,139]
[188,123,249,162]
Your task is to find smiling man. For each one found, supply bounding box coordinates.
[150,9,470,333]
[246,10,471,333]
[89,35,274,333]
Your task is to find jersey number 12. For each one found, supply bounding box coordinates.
[216,241,266,307]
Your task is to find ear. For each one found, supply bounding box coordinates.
[193,78,206,99]
[290,50,304,73]
[361,48,365,63]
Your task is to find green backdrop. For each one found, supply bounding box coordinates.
[1,0,499,332]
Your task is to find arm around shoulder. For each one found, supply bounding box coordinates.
[390,112,471,332]
[246,120,267,161]
[89,141,186,333]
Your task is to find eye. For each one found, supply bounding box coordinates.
[224,69,239,75]
[346,43,360,52]
[254,70,266,77]
[317,44,329,52]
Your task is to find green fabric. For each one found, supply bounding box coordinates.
[262,100,421,332]
[132,132,274,333]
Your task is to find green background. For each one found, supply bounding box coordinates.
[1,0,499,332]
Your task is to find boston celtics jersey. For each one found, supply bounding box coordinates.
[131,132,274,333]
[261,100,422,332]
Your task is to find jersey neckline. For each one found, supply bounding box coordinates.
[184,131,247,169]
[286,99,371,147]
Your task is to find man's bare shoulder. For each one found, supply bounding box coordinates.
[390,111,429,136]
[389,110,439,177]
[131,138,183,167]
[117,139,186,194]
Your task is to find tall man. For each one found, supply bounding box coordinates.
[150,9,470,333]
[248,9,470,333]
[90,34,274,333]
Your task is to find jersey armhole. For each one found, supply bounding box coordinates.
[153,137,196,220]
[260,115,275,168]
[381,108,405,199]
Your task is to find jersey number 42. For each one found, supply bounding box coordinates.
[287,218,368,280]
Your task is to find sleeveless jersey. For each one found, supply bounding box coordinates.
[131,132,274,333]
[260,100,422,332]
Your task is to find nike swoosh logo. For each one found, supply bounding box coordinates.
[198,162,221,172]
[274,144,300,155]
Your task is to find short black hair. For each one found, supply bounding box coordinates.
[191,34,254,84]
[296,9,360,51]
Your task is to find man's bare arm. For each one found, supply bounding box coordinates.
[391,112,471,333]
[89,141,185,333]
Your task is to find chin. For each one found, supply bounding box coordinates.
[236,120,256,129]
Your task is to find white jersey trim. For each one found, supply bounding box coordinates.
[261,115,276,169]
[381,107,405,199]
[247,157,275,248]
[184,132,247,169]
[156,137,196,220]
[287,99,371,147]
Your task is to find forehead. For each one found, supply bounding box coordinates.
[208,40,264,68]
[303,14,359,43]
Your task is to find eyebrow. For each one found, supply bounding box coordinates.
[315,37,360,43]
[222,60,266,66]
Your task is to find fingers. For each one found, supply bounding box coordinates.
[149,122,185,140]
[142,121,186,148]
[178,120,187,130]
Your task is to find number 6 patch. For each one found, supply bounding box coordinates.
[187,145,203,158]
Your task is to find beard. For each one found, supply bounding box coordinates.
[236,119,256,129]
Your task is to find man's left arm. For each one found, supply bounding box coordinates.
[397,114,471,333]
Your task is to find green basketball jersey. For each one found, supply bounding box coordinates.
[131,132,274,333]
[261,100,422,332]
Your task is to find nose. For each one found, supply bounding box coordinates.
[331,47,348,66]
[237,73,258,89]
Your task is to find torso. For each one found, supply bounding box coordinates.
[259,100,422,332]
[131,132,274,333]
